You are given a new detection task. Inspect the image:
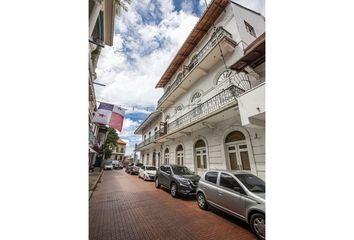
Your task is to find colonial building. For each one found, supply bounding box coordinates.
[89,0,117,169]
[134,0,265,180]
[110,139,127,161]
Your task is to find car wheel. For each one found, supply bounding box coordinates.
[170,183,178,198]
[197,192,208,210]
[155,178,160,188]
[250,213,265,240]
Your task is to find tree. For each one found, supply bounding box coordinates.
[114,0,132,15]
[101,127,119,159]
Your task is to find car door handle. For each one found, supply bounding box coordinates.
[217,191,223,196]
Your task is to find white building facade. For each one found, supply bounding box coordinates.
[134,0,265,180]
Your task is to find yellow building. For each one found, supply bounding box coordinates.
[110,139,127,161]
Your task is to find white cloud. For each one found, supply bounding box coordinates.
[181,0,194,14]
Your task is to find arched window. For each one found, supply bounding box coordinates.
[191,91,202,104]
[225,131,251,170]
[216,69,236,85]
[225,131,245,142]
[175,105,183,114]
[176,144,184,165]
[195,140,207,169]
[164,148,169,164]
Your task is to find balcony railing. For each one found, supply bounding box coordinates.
[137,85,247,149]
[157,27,233,106]
[166,85,244,133]
[136,132,161,149]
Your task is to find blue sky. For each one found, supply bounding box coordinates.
[95,0,265,155]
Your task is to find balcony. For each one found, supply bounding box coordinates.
[136,132,161,150]
[157,27,237,108]
[136,83,258,149]
[165,85,244,135]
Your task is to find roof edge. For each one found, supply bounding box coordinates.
[154,0,225,88]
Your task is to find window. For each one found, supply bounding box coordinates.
[191,91,202,103]
[195,140,207,169]
[91,11,104,45]
[164,166,172,174]
[164,148,169,164]
[205,172,218,184]
[176,145,184,165]
[175,105,183,114]
[244,21,256,37]
[220,173,242,191]
[216,69,236,85]
[225,131,245,142]
[235,174,265,193]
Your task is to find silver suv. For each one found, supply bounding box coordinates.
[196,170,265,240]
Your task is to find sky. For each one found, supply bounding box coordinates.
[95,0,265,156]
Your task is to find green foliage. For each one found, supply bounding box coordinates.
[114,0,132,14]
[91,46,102,63]
[101,127,119,159]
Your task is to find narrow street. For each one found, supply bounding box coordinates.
[89,170,256,240]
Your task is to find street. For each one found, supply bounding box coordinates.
[89,170,257,240]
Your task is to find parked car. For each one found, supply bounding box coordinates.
[196,170,265,240]
[155,164,200,197]
[138,165,157,181]
[112,160,119,169]
[130,163,144,175]
[104,160,113,170]
[126,163,134,173]
[118,161,124,169]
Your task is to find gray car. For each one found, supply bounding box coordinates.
[155,164,200,197]
[196,170,265,240]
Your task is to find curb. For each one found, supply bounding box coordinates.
[89,170,104,200]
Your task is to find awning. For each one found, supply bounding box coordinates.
[231,33,265,72]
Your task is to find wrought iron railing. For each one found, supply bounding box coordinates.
[166,85,243,133]
[136,132,161,149]
[137,85,246,148]
[157,27,233,106]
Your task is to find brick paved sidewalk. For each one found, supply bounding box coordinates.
[89,169,256,240]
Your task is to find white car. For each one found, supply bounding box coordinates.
[104,160,113,170]
[138,165,157,181]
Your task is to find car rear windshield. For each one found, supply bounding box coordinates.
[106,161,112,164]
[146,166,156,170]
[235,174,265,193]
[171,166,193,175]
